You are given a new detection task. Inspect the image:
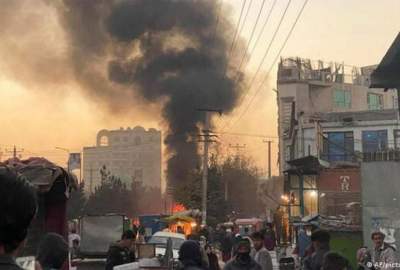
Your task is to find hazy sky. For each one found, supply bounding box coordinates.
[0,0,399,176]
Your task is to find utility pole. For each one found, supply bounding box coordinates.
[198,109,221,227]
[263,140,273,179]
[226,144,246,201]
[228,143,246,157]
[6,145,24,160]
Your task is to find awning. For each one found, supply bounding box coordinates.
[370,33,400,88]
[0,157,78,195]
[162,215,195,223]
[285,156,330,174]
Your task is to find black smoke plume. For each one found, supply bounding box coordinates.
[53,0,245,195]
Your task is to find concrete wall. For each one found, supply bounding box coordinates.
[361,162,400,254]
[318,168,361,222]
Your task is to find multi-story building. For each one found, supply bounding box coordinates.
[278,57,399,172]
[277,57,399,218]
[82,126,162,194]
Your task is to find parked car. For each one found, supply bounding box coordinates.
[148,231,186,259]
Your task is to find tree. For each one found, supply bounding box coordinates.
[85,165,133,216]
[67,182,87,220]
[221,156,264,217]
[206,156,228,226]
[132,180,163,215]
[173,169,202,210]
[221,156,263,217]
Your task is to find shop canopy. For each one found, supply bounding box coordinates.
[0,157,78,196]
[285,156,330,175]
[162,215,195,223]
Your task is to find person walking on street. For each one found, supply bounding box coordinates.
[262,224,276,251]
[68,228,81,249]
[36,233,69,270]
[297,226,311,266]
[303,230,331,270]
[251,232,273,270]
[178,240,204,270]
[205,244,220,270]
[369,231,397,270]
[221,230,234,263]
[138,225,146,243]
[224,239,261,270]
[0,167,38,270]
[356,246,374,270]
[321,252,351,270]
[105,230,136,270]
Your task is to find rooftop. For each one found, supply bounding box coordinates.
[278,57,375,86]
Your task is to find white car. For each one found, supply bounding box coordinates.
[148,231,186,259]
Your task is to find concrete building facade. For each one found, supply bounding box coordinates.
[277,57,399,172]
[82,126,162,194]
[277,57,399,220]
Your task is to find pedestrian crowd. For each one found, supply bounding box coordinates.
[0,167,399,270]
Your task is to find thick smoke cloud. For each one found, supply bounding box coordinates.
[103,0,244,192]
[3,0,245,194]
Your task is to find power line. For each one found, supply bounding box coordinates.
[218,0,267,132]
[227,0,247,60]
[234,0,254,53]
[216,131,278,139]
[248,0,278,59]
[226,0,309,131]
[233,0,267,82]
[221,0,293,132]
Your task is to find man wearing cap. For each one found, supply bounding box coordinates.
[303,230,331,270]
[369,231,397,270]
[105,230,136,270]
[223,238,261,270]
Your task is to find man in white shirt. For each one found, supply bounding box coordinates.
[251,232,273,270]
[68,229,81,249]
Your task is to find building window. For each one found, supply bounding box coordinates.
[393,96,399,109]
[134,169,143,181]
[323,132,354,162]
[394,130,400,150]
[334,89,351,108]
[99,136,109,146]
[362,130,388,153]
[134,136,141,145]
[367,93,383,110]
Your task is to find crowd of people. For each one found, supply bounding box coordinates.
[295,226,399,270]
[0,167,399,270]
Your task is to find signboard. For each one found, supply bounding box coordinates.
[361,162,400,254]
[340,176,350,191]
[80,215,124,256]
[68,153,81,170]
[318,168,360,192]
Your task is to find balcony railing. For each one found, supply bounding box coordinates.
[363,150,400,162]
